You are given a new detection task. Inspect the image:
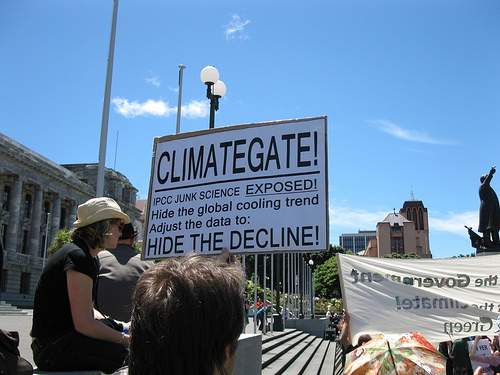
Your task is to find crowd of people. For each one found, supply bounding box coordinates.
[328,308,500,375]
[15,195,500,375]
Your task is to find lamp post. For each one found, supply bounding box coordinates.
[200,66,226,129]
[309,259,315,318]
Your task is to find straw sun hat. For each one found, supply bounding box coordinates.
[73,197,130,228]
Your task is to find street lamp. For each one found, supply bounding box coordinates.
[308,260,315,319]
[200,66,226,129]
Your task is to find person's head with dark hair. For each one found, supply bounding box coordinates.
[128,252,245,375]
[357,334,373,346]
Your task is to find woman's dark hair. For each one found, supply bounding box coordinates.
[71,218,117,249]
[129,253,245,375]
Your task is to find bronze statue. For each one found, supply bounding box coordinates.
[478,166,500,248]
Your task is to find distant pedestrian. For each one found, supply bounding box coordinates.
[449,337,473,375]
[256,305,268,332]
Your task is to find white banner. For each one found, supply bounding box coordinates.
[337,253,500,343]
[143,117,329,260]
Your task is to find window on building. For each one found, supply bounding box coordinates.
[391,238,404,254]
[1,270,7,293]
[21,230,29,254]
[19,272,30,294]
[391,227,402,232]
[2,185,11,211]
[44,201,51,224]
[406,209,412,222]
[355,237,367,253]
[1,224,6,247]
[24,194,32,218]
[341,237,354,252]
[60,208,67,229]
[419,209,424,230]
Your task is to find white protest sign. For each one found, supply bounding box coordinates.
[337,253,500,343]
[143,117,328,259]
[469,339,495,375]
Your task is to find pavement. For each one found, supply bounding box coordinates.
[1,310,35,367]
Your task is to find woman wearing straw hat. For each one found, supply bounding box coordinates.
[30,197,131,374]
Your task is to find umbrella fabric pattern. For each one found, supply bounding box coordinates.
[344,332,447,375]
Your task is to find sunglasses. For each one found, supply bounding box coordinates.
[114,221,125,232]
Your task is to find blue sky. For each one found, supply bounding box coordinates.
[1,0,499,259]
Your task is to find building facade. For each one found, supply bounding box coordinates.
[339,230,377,254]
[364,199,432,258]
[0,133,141,307]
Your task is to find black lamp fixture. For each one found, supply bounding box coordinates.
[200,66,226,129]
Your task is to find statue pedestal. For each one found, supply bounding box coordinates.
[476,246,500,255]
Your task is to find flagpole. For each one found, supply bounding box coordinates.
[176,64,185,134]
[97,0,119,197]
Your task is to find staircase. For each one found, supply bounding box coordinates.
[0,301,30,315]
[260,328,344,375]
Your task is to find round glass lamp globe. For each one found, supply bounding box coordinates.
[213,80,226,97]
[200,66,219,84]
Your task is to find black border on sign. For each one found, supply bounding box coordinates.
[141,116,329,260]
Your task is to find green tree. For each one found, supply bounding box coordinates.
[309,245,345,298]
[382,252,421,259]
[302,244,345,271]
[314,255,341,298]
[47,228,71,258]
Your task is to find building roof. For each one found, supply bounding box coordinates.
[382,213,411,226]
[401,200,427,211]
[136,199,147,213]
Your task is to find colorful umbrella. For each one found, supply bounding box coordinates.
[344,332,447,375]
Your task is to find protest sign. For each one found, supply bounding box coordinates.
[337,253,500,343]
[469,339,496,375]
[143,117,328,260]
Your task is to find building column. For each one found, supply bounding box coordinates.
[29,186,43,258]
[69,201,77,228]
[50,194,61,243]
[5,178,22,253]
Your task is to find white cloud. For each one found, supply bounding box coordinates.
[369,120,456,145]
[429,210,478,237]
[145,74,161,88]
[329,206,387,231]
[182,100,209,119]
[112,97,209,119]
[224,14,250,40]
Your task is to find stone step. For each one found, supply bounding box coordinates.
[0,302,29,315]
[262,332,310,366]
[262,329,304,354]
[260,329,343,375]
[262,334,317,375]
[283,338,328,374]
[318,339,338,375]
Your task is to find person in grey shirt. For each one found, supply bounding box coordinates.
[96,223,153,322]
